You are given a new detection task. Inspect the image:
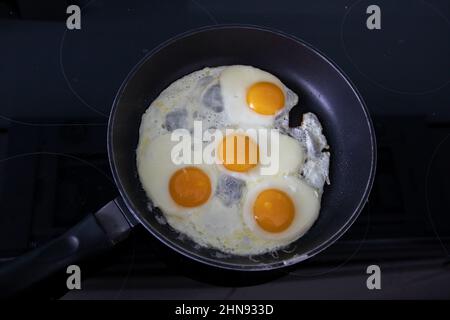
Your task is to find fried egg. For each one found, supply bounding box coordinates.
[137,133,218,217]
[242,176,320,242]
[212,129,305,181]
[164,174,320,255]
[220,65,298,127]
[136,65,330,256]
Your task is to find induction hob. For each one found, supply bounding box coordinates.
[0,0,449,299]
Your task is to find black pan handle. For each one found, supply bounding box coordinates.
[0,198,136,298]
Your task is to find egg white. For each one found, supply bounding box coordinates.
[243,176,320,242]
[210,128,306,182]
[220,65,298,127]
[137,133,218,218]
[136,65,330,256]
[139,67,227,142]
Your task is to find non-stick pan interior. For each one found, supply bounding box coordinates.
[109,25,376,270]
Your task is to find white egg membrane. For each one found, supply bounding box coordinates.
[137,66,330,255]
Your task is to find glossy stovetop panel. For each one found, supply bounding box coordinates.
[0,0,449,298]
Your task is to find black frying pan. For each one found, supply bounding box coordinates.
[0,25,376,297]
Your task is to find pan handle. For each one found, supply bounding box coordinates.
[0,198,136,298]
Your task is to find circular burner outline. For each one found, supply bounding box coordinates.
[59,0,219,118]
[286,201,371,278]
[340,0,450,95]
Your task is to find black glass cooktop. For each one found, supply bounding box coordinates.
[0,0,449,299]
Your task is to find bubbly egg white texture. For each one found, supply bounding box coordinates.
[137,65,331,255]
[139,67,226,142]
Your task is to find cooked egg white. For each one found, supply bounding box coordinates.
[139,67,228,142]
[211,128,306,182]
[220,65,298,127]
[136,65,330,256]
[242,176,320,242]
[137,133,218,218]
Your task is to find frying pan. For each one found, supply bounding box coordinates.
[0,25,376,297]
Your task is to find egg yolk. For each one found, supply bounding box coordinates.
[169,167,211,207]
[218,134,259,172]
[246,82,285,115]
[253,189,295,233]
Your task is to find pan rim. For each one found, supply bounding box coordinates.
[108,24,377,271]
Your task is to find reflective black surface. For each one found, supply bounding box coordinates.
[0,0,449,298]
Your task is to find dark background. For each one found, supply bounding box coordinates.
[0,0,449,299]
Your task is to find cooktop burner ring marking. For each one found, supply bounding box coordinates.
[286,201,372,278]
[340,0,450,95]
[425,133,450,257]
[59,0,219,119]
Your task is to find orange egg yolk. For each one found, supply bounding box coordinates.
[218,134,259,172]
[169,167,211,207]
[253,189,295,233]
[246,82,285,115]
